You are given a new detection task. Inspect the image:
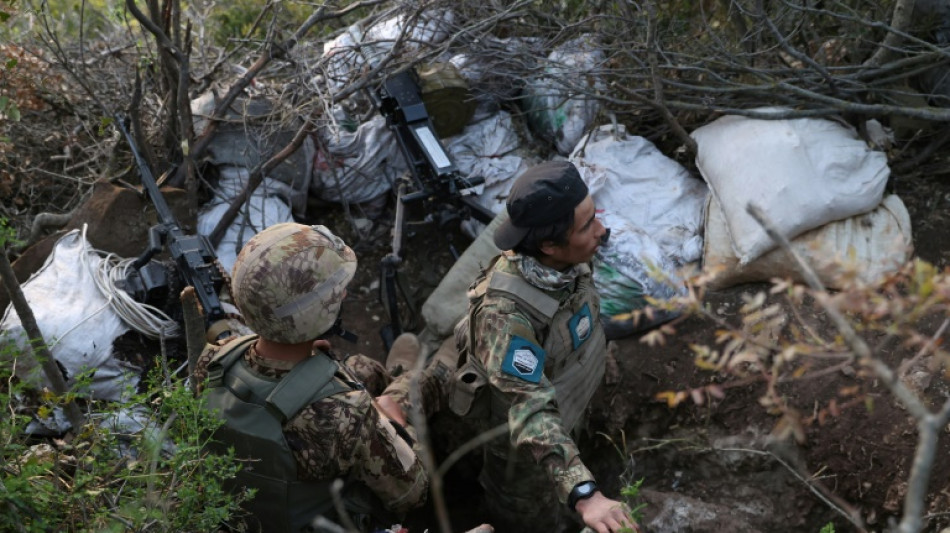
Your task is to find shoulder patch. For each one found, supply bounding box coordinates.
[568,303,594,349]
[501,335,546,383]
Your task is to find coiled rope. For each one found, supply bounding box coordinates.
[79,228,181,339]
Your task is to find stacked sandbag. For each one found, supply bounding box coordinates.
[703,194,912,290]
[523,35,605,156]
[691,111,908,289]
[691,111,890,266]
[572,125,708,336]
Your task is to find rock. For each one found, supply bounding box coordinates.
[641,488,774,533]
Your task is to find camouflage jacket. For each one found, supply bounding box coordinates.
[193,338,428,516]
[462,254,605,505]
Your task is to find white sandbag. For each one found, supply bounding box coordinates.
[319,26,368,93]
[364,8,455,59]
[702,194,913,290]
[691,111,890,265]
[190,93,314,218]
[572,124,708,266]
[593,211,686,317]
[197,165,294,273]
[318,10,456,92]
[447,37,546,122]
[523,35,605,155]
[445,111,534,216]
[310,114,407,205]
[0,229,138,401]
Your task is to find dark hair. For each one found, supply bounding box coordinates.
[512,210,575,257]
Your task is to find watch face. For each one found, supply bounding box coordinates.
[578,483,593,496]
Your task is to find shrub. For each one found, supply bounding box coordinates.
[0,347,247,532]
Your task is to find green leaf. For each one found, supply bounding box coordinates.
[98,115,114,136]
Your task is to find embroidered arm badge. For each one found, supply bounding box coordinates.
[501,335,546,383]
[568,303,594,349]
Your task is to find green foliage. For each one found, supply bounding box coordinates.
[207,0,315,46]
[598,430,649,529]
[14,0,116,39]
[209,0,265,43]
[0,349,246,531]
[0,217,19,248]
[619,477,648,527]
[820,522,835,533]
[0,3,19,123]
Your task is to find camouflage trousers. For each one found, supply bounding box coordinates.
[480,435,580,533]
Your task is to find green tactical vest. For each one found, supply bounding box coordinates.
[451,256,607,433]
[203,335,356,532]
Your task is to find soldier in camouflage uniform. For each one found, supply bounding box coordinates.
[193,223,430,532]
[446,161,640,533]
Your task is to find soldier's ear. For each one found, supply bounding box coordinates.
[538,240,561,256]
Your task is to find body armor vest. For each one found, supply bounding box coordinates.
[202,335,352,532]
[452,257,606,433]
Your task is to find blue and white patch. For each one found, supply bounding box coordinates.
[568,303,593,349]
[501,335,545,383]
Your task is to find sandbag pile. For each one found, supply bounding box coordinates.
[691,111,910,289]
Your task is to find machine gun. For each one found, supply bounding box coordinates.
[370,69,495,348]
[114,116,228,337]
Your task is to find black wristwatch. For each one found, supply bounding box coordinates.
[568,480,598,512]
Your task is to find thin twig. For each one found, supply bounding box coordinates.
[716,447,866,531]
[0,246,85,432]
[745,202,950,533]
[898,317,950,377]
[408,343,452,533]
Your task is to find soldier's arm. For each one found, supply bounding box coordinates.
[346,392,430,514]
[285,390,429,515]
[474,305,595,506]
[191,340,227,394]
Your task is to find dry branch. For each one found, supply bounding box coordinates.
[0,246,85,433]
[746,202,950,533]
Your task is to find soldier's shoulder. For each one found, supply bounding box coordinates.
[323,383,374,412]
[479,293,521,314]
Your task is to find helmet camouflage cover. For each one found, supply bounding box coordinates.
[231,223,357,344]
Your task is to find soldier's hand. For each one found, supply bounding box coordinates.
[311,339,332,352]
[575,492,640,533]
[374,394,408,427]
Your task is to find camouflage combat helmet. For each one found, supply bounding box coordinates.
[231,223,357,344]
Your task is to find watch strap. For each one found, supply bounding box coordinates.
[568,480,598,512]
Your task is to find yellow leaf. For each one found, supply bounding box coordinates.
[654,391,688,408]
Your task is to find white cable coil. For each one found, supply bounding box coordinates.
[79,229,181,339]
